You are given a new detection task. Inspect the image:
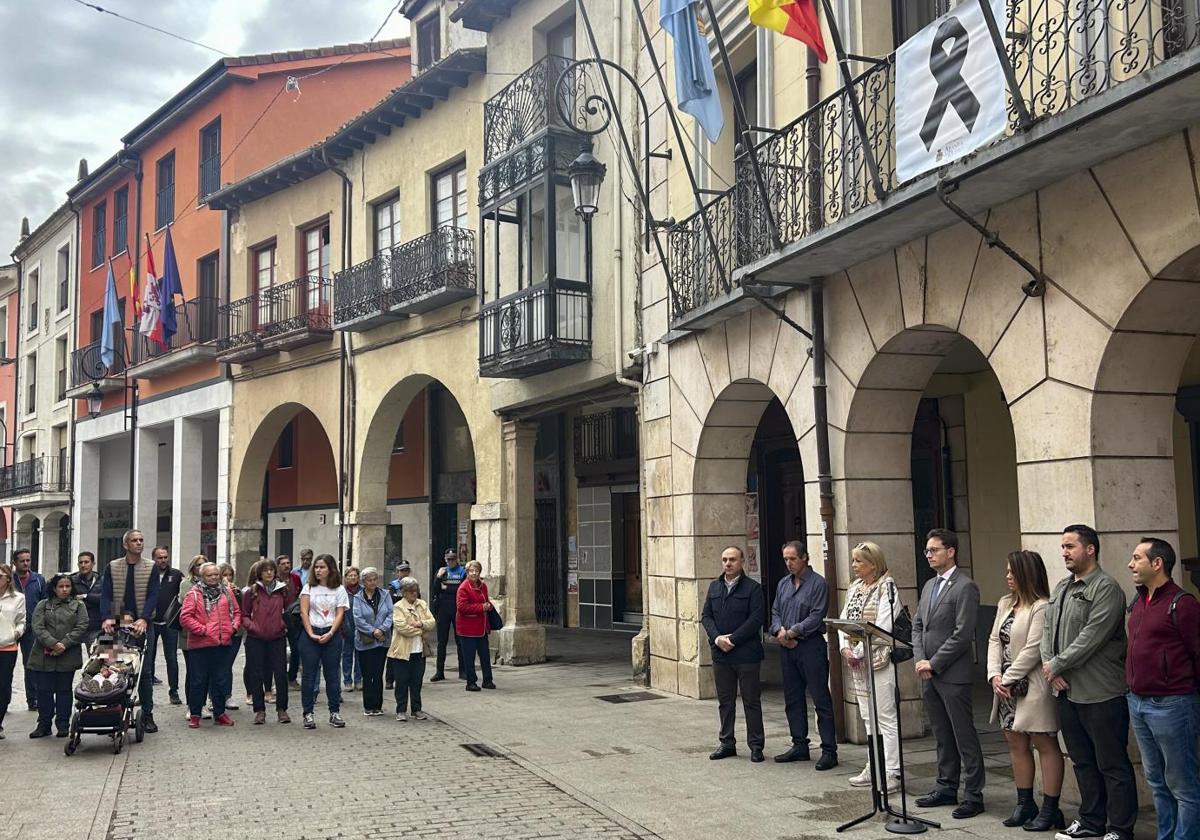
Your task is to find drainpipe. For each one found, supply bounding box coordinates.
[810,278,845,738]
[323,149,353,567]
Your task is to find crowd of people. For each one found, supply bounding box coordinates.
[703,526,1199,840]
[0,533,501,739]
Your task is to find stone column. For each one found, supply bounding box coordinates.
[38,518,63,573]
[493,420,544,665]
[171,417,203,566]
[228,519,264,577]
[74,440,101,559]
[345,510,390,571]
[131,427,160,546]
[216,406,232,565]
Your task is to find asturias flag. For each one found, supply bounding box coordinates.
[748,0,828,63]
[661,0,725,144]
[100,261,122,370]
[139,234,162,346]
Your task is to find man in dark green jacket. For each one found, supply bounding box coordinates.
[1040,525,1136,840]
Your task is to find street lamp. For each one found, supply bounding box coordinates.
[568,150,606,221]
[86,384,104,420]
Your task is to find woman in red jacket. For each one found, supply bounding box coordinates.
[455,560,496,692]
[180,562,241,728]
[241,558,292,725]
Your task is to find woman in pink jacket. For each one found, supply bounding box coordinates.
[180,562,241,729]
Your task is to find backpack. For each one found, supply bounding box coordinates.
[1127,589,1195,634]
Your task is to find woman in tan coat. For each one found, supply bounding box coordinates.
[387,577,435,721]
[987,550,1064,832]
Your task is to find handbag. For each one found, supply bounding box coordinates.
[890,602,915,663]
[1001,664,1030,697]
[487,602,503,632]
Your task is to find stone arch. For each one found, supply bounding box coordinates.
[1089,246,1200,573]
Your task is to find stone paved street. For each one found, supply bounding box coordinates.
[0,629,1158,839]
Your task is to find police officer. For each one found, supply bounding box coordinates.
[430,549,467,682]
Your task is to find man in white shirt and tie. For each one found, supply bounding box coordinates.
[912,528,985,819]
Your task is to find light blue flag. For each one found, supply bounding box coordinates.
[660,0,725,144]
[100,261,122,370]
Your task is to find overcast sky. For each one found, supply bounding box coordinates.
[0,0,409,258]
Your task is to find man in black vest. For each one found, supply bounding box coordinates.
[146,545,184,705]
[701,545,766,762]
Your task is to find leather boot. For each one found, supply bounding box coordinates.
[1022,794,1065,832]
[1003,788,1038,827]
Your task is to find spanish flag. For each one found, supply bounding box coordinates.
[748,0,828,63]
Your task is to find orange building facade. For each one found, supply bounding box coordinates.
[68,42,411,567]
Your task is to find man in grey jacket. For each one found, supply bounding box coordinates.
[913,528,985,819]
[1041,525,1135,840]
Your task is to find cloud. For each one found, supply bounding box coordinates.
[0,0,408,259]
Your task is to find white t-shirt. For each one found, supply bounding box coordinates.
[301,584,349,630]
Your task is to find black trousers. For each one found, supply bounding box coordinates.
[18,631,35,707]
[358,647,387,712]
[244,636,288,712]
[286,616,302,681]
[1057,694,1137,838]
[435,607,462,677]
[391,653,425,713]
[780,637,837,754]
[33,670,75,731]
[0,649,16,726]
[713,660,764,750]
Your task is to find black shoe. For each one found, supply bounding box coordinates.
[29,727,51,739]
[465,684,481,692]
[430,673,446,683]
[1024,796,1065,832]
[1053,820,1104,840]
[1005,790,1039,828]
[952,801,985,819]
[916,791,958,808]
[142,714,158,734]
[26,704,37,712]
[169,691,181,706]
[709,745,736,760]
[750,748,764,763]
[152,677,163,685]
[482,681,496,690]
[774,746,811,763]
[56,728,69,738]
[815,752,838,771]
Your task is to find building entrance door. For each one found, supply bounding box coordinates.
[534,498,562,625]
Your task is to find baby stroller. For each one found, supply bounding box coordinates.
[64,628,147,756]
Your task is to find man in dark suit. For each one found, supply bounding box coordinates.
[701,545,766,763]
[913,528,985,818]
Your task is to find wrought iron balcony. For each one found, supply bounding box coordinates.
[128,296,220,378]
[479,281,591,378]
[333,226,477,331]
[0,455,71,501]
[68,339,126,398]
[483,54,577,164]
[216,276,333,363]
[668,0,1200,325]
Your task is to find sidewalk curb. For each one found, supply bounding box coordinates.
[86,744,129,840]
[430,708,664,840]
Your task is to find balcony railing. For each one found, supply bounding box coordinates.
[333,226,477,330]
[479,281,591,377]
[574,407,638,465]
[130,296,220,366]
[217,276,333,359]
[0,456,71,499]
[483,54,576,164]
[668,0,1200,321]
[70,339,125,390]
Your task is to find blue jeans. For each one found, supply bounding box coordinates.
[341,634,361,686]
[1129,692,1200,840]
[299,629,342,715]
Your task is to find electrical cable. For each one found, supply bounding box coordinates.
[66,0,230,56]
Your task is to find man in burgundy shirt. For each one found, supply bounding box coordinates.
[1127,537,1200,840]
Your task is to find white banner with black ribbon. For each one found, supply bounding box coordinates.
[895,0,1007,183]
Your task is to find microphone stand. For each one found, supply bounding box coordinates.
[885,580,937,834]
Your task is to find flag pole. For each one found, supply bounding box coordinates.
[700,0,782,251]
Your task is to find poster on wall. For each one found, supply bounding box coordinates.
[457,520,470,568]
[567,572,579,594]
[746,540,760,579]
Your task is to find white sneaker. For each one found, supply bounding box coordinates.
[396,712,407,722]
[1054,821,1105,840]
[848,766,873,787]
[886,774,901,793]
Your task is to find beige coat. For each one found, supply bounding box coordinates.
[386,597,436,661]
[987,595,1058,733]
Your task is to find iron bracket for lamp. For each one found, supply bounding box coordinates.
[936,181,1048,297]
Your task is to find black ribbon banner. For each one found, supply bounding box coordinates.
[920,16,981,151]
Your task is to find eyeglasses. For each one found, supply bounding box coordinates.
[924,548,943,556]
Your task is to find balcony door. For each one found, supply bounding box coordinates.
[302,223,331,321]
[253,243,277,330]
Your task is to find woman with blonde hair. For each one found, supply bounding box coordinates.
[838,541,902,792]
[388,576,435,720]
[987,550,1063,832]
